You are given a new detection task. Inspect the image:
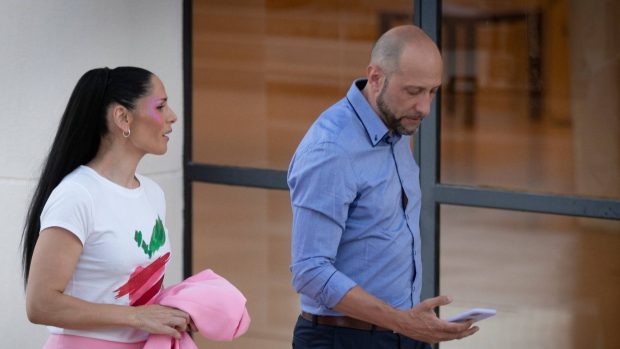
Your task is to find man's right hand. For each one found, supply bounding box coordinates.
[393,295,479,344]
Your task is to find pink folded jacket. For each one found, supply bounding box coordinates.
[143,269,251,349]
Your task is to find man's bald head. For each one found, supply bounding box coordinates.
[363,25,443,135]
[370,25,441,76]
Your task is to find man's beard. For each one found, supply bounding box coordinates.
[376,78,416,136]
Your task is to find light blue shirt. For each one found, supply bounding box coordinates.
[288,79,423,316]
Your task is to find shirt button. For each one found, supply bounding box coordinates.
[414,250,417,256]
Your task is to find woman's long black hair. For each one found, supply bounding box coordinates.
[21,66,154,286]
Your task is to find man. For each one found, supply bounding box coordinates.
[287,25,479,348]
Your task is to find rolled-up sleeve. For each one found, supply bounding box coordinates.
[288,142,358,308]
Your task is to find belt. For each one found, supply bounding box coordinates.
[301,311,392,332]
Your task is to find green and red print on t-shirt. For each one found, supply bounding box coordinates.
[115,216,168,306]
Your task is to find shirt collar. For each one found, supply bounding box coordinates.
[346,79,394,147]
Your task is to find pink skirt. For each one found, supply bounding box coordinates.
[43,334,146,349]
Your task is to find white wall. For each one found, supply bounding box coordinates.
[0,0,183,346]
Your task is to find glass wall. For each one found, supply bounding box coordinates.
[439,1,620,347]
[189,1,619,348]
[193,0,413,169]
[192,183,296,348]
[440,205,620,348]
[440,0,620,201]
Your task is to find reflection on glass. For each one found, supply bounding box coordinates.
[440,205,620,349]
[440,0,620,200]
[192,0,413,169]
[192,183,295,348]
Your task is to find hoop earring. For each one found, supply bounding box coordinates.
[123,129,131,138]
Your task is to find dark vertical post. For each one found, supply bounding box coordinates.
[414,0,441,305]
[528,12,543,121]
[182,0,193,279]
[463,21,476,127]
[444,20,456,115]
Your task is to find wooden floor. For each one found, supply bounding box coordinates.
[190,1,620,348]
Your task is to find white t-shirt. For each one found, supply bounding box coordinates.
[40,165,172,343]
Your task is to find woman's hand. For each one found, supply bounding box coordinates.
[188,317,198,333]
[133,305,191,339]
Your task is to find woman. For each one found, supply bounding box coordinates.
[21,67,190,348]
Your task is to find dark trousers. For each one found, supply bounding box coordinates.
[292,315,432,349]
